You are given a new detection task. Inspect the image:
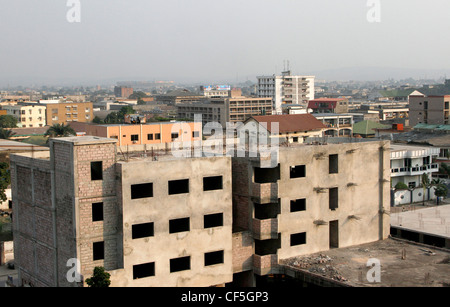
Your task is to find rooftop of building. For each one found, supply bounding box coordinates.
[281,237,450,287]
[391,204,450,239]
[248,114,327,133]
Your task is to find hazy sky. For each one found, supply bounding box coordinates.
[1,0,450,86]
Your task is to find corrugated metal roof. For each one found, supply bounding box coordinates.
[249,114,327,133]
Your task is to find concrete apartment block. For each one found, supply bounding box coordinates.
[10,136,390,287]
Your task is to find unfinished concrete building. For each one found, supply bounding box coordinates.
[10,136,390,287]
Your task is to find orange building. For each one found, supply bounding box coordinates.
[69,121,202,147]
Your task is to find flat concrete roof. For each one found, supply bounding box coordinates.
[391,205,450,239]
[50,136,118,145]
[282,238,450,287]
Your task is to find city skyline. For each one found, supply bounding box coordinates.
[1,0,450,86]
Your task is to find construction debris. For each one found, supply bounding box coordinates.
[283,254,348,282]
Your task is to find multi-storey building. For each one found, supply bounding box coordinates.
[114,86,134,99]
[390,144,440,206]
[2,104,46,128]
[257,71,315,114]
[45,102,94,126]
[177,95,273,127]
[10,136,390,287]
[409,94,450,127]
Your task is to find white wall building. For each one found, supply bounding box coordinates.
[390,144,440,206]
[257,71,315,114]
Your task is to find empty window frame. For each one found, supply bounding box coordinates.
[290,199,306,212]
[168,179,189,195]
[290,232,306,246]
[192,131,200,138]
[131,183,153,199]
[133,262,155,280]
[90,161,103,181]
[169,217,190,234]
[204,250,224,266]
[132,222,154,239]
[147,134,154,140]
[170,256,191,273]
[204,213,223,228]
[155,133,161,140]
[93,241,105,261]
[203,176,223,191]
[171,133,179,140]
[290,165,306,178]
[329,154,339,174]
[329,188,339,210]
[92,202,104,222]
[131,134,139,142]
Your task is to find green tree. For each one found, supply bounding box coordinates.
[45,123,76,138]
[434,184,448,205]
[395,182,408,190]
[0,115,18,128]
[0,162,11,203]
[421,173,431,205]
[85,267,111,288]
[0,128,16,140]
[93,116,103,124]
[439,163,450,178]
[118,106,135,118]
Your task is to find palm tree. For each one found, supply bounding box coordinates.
[421,173,431,205]
[0,128,16,139]
[45,123,76,138]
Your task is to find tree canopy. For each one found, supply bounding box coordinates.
[45,123,76,138]
[0,115,18,128]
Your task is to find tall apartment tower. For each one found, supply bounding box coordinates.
[257,71,315,114]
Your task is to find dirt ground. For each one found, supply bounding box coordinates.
[282,238,450,287]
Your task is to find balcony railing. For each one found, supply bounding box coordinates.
[391,164,439,176]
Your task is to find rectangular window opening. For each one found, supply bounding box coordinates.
[132,222,154,239]
[93,241,105,261]
[90,161,103,181]
[329,154,339,174]
[170,256,191,273]
[131,134,139,141]
[290,232,306,246]
[147,134,154,140]
[169,217,190,234]
[169,179,189,195]
[133,262,155,280]
[329,188,339,210]
[131,183,153,199]
[204,251,224,266]
[203,176,223,191]
[290,199,306,212]
[204,213,223,228]
[92,202,104,222]
[290,165,306,178]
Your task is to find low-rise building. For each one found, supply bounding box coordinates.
[2,104,46,128]
[245,114,326,144]
[69,121,202,148]
[308,98,349,114]
[313,113,353,137]
[390,144,440,206]
[44,102,94,126]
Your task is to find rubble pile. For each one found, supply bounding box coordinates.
[284,254,348,282]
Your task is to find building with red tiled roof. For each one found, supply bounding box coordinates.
[245,114,326,144]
